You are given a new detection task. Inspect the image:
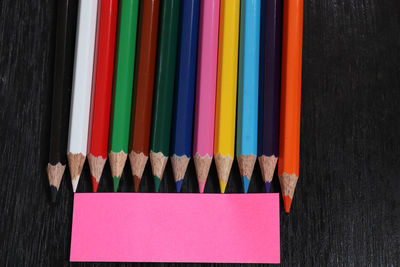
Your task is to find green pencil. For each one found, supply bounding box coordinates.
[150,0,180,192]
[109,0,139,192]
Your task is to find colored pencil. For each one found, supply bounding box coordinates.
[47,0,74,202]
[258,0,282,193]
[150,0,180,193]
[129,0,160,193]
[214,0,240,194]
[109,0,139,192]
[193,0,220,194]
[279,0,303,213]
[170,0,200,193]
[87,0,118,192]
[236,0,260,193]
[67,0,98,193]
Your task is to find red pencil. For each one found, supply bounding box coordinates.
[87,0,118,192]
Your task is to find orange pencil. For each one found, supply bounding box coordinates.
[278,0,303,213]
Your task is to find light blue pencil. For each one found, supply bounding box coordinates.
[236,0,261,193]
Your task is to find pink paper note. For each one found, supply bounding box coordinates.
[70,193,280,263]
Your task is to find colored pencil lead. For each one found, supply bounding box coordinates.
[50,185,59,203]
[92,177,99,193]
[265,182,271,194]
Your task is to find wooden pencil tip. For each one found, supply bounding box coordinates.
[237,155,257,185]
[67,153,86,185]
[214,153,233,190]
[153,176,161,192]
[283,195,292,213]
[279,173,298,213]
[150,151,168,182]
[47,162,65,192]
[91,176,99,192]
[258,155,278,184]
[129,151,148,180]
[193,153,212,192]
[87,154,106,187]
[171,155,190,183]
[109,151,128,179]
[241,176,250,193]
[113,176,121,192]
[50,185,58,203]
[133,175,141,193]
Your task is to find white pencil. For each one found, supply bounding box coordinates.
[67,0,99,192]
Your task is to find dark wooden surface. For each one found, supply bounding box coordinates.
[1,0,399,266]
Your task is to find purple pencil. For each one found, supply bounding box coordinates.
[258,0,282,193]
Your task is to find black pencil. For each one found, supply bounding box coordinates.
[47,0,75,202]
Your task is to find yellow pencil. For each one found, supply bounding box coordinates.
[214,0,240,193]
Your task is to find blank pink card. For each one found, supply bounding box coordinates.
[70,193,280,263]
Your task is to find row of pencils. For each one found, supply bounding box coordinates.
[47,0,303,213]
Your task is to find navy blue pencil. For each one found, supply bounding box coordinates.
[258,0,282,193]
[170,0,200,193]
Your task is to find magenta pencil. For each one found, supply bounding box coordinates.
[192,0,220,193]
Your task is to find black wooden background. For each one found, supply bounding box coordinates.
[1,0,399,266]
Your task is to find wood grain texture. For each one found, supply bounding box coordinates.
[0,0,399,266]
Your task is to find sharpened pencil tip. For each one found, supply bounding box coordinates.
[241,176,250,193]
[283,195,292,213]
[71,176,80,193]
[198,181,205,193]
[175,179,183,193]
[133,176,141,193]
[219,180,227,194]
[265,182,271,193]
[50,186,58,203]
[113,176,121,192]
[91,176,99,192]
[153,176,161,193]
